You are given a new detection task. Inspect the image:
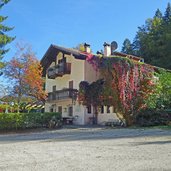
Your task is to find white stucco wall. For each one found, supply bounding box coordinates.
[45,51,119,125]
[84,60,100,83]
[46,53,85,92]
[97,106,119,125]
[98,113,119,125]
[84,105,94,124]
[72,104,85,125]
[44,103,51,112]
[45,53,86,125]
[69,56,84,89]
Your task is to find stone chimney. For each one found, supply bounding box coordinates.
[103,42,111,56]
[84,43,91,53]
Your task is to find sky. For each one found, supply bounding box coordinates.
[2,0,171,61]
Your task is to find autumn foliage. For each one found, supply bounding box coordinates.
[78,56,156,125]
[4,43,47,112]
[101,58,155,125]
[24,55,46,101]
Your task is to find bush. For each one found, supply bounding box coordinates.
[0,112,61,131]
[135,109,171,127]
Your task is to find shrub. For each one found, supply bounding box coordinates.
[0,112,61,131]
[135,109,170,127]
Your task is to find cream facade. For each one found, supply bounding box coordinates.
[41,44,143,125]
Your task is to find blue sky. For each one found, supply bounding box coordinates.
[2,0,170,61]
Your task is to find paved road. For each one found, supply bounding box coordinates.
[0,127,171,171]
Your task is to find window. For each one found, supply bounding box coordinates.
[68,106,73,116]
[50,108,53,112]
[52,104,56,112]
[87,106,91,114]
[107,106,110,113]
[58,106,62,113]
[43,83,46,90]
[52,85,56,92]
[69,80,73,89]
[50,104,56,112]
[100,106,104,114]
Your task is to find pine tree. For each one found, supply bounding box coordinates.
[154,9,162,19]
[121,38,134,55]
[163,2,171,24]
[126,3,171,69]
[0,0,10,8]
[0,0,15,68]
[158,3,171,69]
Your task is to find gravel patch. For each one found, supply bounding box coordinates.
[0,127,171,171]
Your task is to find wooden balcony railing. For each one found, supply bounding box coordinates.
[47,62,71,79]
[47,89,78,102]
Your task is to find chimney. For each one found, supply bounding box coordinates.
[103,42,111,56]
[84,43,91,53]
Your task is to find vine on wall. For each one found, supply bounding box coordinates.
[78,55,156,125]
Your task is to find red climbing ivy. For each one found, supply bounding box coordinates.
[101,57,155,125]
[78,55,156,125]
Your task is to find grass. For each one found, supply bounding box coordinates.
[149,125,171,130]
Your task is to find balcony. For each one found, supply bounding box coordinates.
[47,89,78,102]
[47,62,71,79]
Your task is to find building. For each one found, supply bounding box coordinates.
[41,43,143,125]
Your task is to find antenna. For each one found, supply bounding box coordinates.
[111,41,118,54]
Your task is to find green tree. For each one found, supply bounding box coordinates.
[121,38,134,54]
[131,23,150,59]
[0,0,15,68]
[155,9,162,19]
[129,3,171,69]
[145,70,171,109]
[159,3,171,69]
[163,2,171,24]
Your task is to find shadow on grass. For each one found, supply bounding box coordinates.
[0,126,171,144]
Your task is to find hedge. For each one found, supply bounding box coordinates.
[0,112,61,130]
[135,109,171,127]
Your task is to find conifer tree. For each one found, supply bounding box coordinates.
[154,9,162,19]
[124,3,171,69]
[121,38,133,55]
[163,2,171,24]
[0,0,15,68]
